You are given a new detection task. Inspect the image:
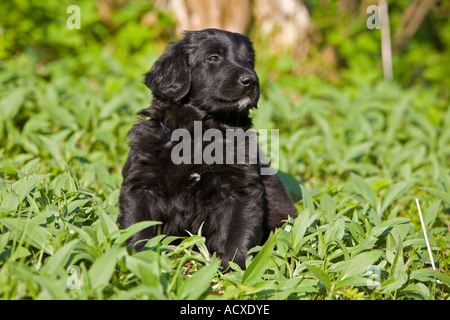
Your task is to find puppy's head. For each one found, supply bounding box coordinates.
[145,29,259,113]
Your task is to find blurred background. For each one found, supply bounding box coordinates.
[1,0,449,89]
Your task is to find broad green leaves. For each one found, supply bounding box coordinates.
[350,173,414,216]
[1,141,448,301]
[115,221,162,247]
[88,247,124,291]
[242,232,276,286]
[291,208,319,251]
[177,260,221,299]
[0,217,55,255]
[304,264,332,290]
[11,174,52,205]
[0,88,27,119]
[351,173,376,208]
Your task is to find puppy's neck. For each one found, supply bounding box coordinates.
[139,99,253,131]
[205,110,253,130]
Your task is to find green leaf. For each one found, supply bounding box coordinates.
[300,185,315,209]
[113,286,167,300]
[242,232,276,286]
[423,200,441,229]
[303,263,332,290]
[291,208,311,250]
[0,192,19,212]
[380,181,413,215]
[125,255,163,290]
[277,171,302,199]
[388,234,406,285]
[64,199,90,216]
[346,219,365,244]
[42,239,80,275]
[88,247,123,290]
[422,187,450,206]
[370,218,409,238]
[7,263,40,297]
[1,246,31,261]
[339,250,383,281]
[272,278,302,300]
[291,209,320,251]
[351,235,378,255]
[69,224,97,247]
[1,166,19,180]
[0,218,54,255]
[36,275,72,300]
[320,193,336,219]
[38,134,66,165]
[178,260,221,299]
[98,207,118,237]
[172,235,205,255]
[38,85,78,130]
[351,173,376,208]
[335,276,369,289]
[344,142,374,162]
[324,217,346,244]
[12,174,52,203]
[0,87,26,119]
[380,273,408,293]
[410,269,450,287]
[114,221,162,247]
[401,283,430,299]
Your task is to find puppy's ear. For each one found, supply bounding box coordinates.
[144,40,191,103]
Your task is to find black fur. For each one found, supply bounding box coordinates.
[118,29,297,268]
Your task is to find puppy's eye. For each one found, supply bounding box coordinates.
[207,55,221,63]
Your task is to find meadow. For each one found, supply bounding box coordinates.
[0,1,449,300]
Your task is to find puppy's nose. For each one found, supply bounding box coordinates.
[239,74,256,87]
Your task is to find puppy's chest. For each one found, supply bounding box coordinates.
[150,123,263,194]
[158,122,260,165]
[167,164,261,196]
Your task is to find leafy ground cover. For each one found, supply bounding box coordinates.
[0,1,449,300]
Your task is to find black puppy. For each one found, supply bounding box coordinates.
[118,29,297,268]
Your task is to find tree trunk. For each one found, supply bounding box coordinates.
[168,0,252,34]
[156,0,312,58]
[253,0,312,58]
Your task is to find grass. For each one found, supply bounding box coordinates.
[1,1,449,300]
[1,68,449,299]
